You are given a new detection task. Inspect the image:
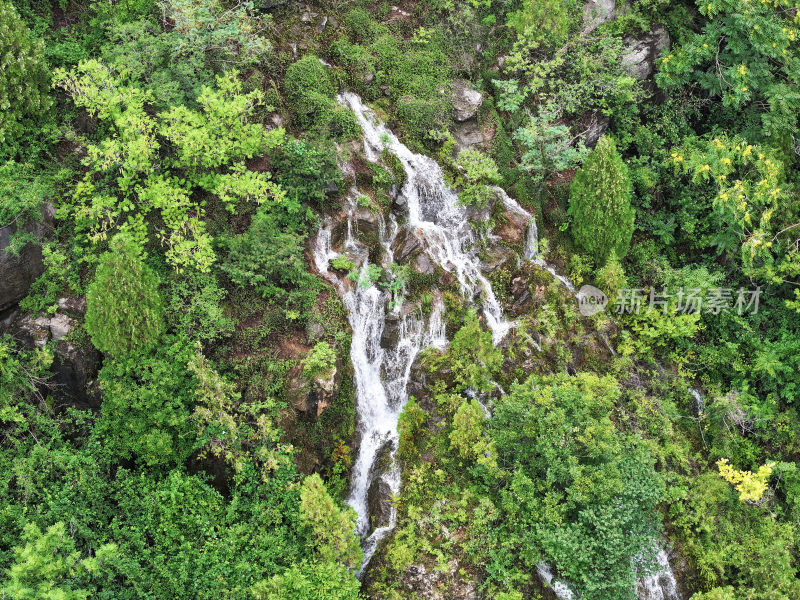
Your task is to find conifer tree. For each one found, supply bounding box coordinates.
[568,136,635,263]
[85,234,165,357]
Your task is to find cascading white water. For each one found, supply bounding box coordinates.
[313,92,520,573]
[315,92,683,600]
[491,186,576,293]
[339,92,515,344]
[536,563,575,600]
[313,189,447,573]
[637,549,683,600]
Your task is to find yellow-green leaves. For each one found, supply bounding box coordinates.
[672,135,798,285]
[54,65,284,273]
[717,458,775,503]
[299,474,363,570]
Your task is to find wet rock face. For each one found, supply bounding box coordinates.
[453,119,494,154]
[285,359,341,418]
[622,26,671,81]
[354,206,380,238]
[7,303,101,409]
[367,476,393,530]
[365,439,395,533]
[400,562,480,600]
[391,227,426,263]
[452,80,483,122]
[0,219,49,312]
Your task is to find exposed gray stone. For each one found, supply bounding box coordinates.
[354,206,380,238]
[391,227,425,263]
[52,339,101,410]
[57,296,87,317]
[286,370,311,413]
[583,0,619,32]
[452,80,483,122]
[453,119,493,154]
[49,313,73,341]
[583,112,611,147]
[400,561,480,600]
[305,320,325,344]
[622,26,671,81]
[0,224,45,312]
[412,253,435,275]
[16,315,50,348]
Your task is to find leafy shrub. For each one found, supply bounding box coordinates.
[455,148,501,206]
[299,473,362,569]
[219,206,320,317]
[450,398,497,470]
[189,350,289,480]
[0,1,51,156]
[302,342,336,381]
[54,63,284,272]
[252,561,361,600]
[428,310,502,394]
[514,104,588,186]
[0,161,50,227]
[657,0,800,155]
[164,270,233,344]
[284,55,345,133]
[270,139,343,210]
[506,0,578,50]
[85,234,165,358]
[491,373,664,600]
[162,0,271,67]
[1,521,117,599]
[95,339,196,467]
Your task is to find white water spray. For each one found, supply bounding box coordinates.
[340,92,515,344]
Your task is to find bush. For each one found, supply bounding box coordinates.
[95,339,196,467]
[220,207,319,314]
[284,55,335,129]
[569,136,635,263]
[271,139,343,211]
[298,474,362,569]
[491,373,665,600]
[85,234,165,358]
[0,1,51,156]
[302,342,336,381]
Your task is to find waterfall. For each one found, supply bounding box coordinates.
[313,92,523,573]
[339,92,515,344]
[637,549,683,600]
[313,193,447,573]
[314,92,683,600]
[491,186,576,293]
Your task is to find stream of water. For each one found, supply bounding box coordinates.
[313,91,682,599]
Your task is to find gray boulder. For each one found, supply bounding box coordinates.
[453,119,495,154]
[452,80,483,122]
[391,227,426,264]
[400,561,480,600]
[622,26,671,81]
[583,0,619,32]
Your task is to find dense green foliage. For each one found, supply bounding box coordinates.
[3,1,800,599]
[0,1,50,155]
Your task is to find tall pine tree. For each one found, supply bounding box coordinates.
[568,136,634,263]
